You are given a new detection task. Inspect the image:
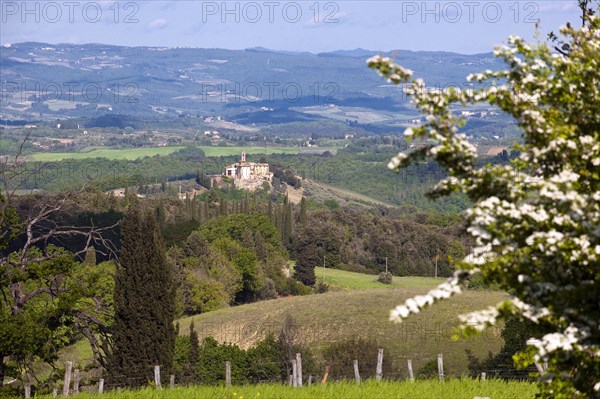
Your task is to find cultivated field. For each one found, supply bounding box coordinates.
[28,147,186,161]
[28,146,333,162]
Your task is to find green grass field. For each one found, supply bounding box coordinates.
[36,380,537,399]
[317,268,444,290]
[28,147,186,161]
[28,146,332,162]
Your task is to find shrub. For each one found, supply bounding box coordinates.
[417,359,438,379]
[281,278,313,296]
[323,199,339,209]
[315,281,329,293]
[377,272,393,284]
[322,338,391,381]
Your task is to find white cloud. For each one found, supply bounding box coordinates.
[147,18,168,30]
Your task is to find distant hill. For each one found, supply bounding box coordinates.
[1,42,504,121]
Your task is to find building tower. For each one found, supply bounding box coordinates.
[241,151,246,162]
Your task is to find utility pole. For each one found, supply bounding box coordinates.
[385,257,388,274]
[323,257,326,281]
[434,247,439,278]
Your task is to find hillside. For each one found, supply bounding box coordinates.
[302,178,398,209]
[178,281,506,376]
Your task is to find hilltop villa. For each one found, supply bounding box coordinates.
[224,152,272,189]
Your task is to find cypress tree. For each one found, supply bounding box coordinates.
[267,199,273,223]
[294,241,318,286]
[284,200,293,246]
[107,202,175,388]
[186,321,199,383]
[220,199,228,216]
[299,197,307,225]
[203,201,210,221]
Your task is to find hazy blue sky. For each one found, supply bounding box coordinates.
[1,1,581,53]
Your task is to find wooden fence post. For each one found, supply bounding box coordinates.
[170,375,175,389]
[63,361,73,397]
[225,361,231,387]
[98,379,104,394]
[296,353,303,387]
[288,375,293,386]
[292,359,298,387]
[353,360,361,385]
[437,354,444,381]
[73,370,80,394]
[481,372,486,381]
[24,383,31,399]
[407,359,415,383]
[376,348,384,381]
[154,365,161,389]
[321,366,330,385]
[535,362,545,374]
[53,388,58,398]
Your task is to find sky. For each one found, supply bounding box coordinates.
[0,0,583,54]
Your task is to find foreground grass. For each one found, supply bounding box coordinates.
[38,380,537,399]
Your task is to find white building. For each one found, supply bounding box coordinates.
[224,152,271,182]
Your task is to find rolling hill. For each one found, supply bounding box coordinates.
[177,270,506,377]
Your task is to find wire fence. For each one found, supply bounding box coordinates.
[22,352,541,398]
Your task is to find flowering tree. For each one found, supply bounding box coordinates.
[369,10,599,399]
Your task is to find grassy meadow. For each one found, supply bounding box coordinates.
[317,268,444,290]
[28,146,186,161]
[178,276,506,375]
[36,380,537,399]
[28,146,333,162]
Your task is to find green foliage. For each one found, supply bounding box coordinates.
[183,274,229,314]
[197,337,249,385]
[107,203,176,388]
[197,213,291,303]
[162,220,202,248]
[323,199,340,210]
[246,335,283,383]
[0,242,114,392]
[173,330,310,386]
[467,315,538,379]
[169,232,243,316]
[294,242,319,286]
[0,190,19,251]
[323,338,392,381]
[416,359,439,379]
[377,272,393,285]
